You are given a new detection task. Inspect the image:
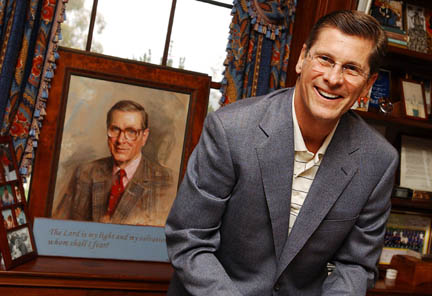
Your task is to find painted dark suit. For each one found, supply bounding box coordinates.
[54,155,173,226]
[165,88,399,295]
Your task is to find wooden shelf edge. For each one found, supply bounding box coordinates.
[388,45,432,64]
[354,110,432,131]
[391,198,432,212]
[0,256,173,291]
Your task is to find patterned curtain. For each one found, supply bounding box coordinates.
[0,0,65,181]
[220,0,297,105]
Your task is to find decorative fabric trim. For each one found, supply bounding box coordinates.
[19,0,68,180]
[220,0,296,106]
[249,0,290,40]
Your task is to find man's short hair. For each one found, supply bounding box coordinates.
[106,100,148,130]
[305,10,387,76]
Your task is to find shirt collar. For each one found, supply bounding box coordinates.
[292,90,339,159]
[112,154,142,180]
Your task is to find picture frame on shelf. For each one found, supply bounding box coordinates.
[400,79,428,120]
[0,136,37,270]
[357,0,373,14]
[406,3,429,53]
[400,135,432,193]
[29,47,211,228]
[379,212,431,265]
[370,0,404,31]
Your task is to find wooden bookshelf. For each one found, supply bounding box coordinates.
[0,256,172,295]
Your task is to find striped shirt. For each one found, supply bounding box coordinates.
[289,96,339,234]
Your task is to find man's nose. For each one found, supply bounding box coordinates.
[116,131,127,143]
[323,64,344,85]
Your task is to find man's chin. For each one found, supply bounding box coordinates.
[112,155,130,165]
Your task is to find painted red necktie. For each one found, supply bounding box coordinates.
[106,169,126,217]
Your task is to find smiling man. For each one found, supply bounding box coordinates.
[166,10,399,295]
[54,100,172,226]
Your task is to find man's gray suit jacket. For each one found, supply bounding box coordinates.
[165,87,399,295]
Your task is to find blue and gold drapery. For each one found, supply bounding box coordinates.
[0,0,65,180]
[221,0,296,105]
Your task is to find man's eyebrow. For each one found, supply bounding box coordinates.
[110,124,141,130]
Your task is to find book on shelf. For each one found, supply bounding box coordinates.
[385,29,408,41]
[369,69,391,110]
[382,25,406,35]
[388,37,408,47]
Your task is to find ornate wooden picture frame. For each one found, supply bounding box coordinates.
[0,136,37,270]
[29,47,211,227]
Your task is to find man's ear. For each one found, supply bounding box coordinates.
[296,44,307,74]
[362,72,378,98]
[140,128,150,147]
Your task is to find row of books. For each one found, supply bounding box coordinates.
[358,0,432,53]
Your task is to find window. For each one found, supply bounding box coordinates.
[60,0,233,112]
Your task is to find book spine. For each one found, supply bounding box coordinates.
[388,38,408,46]
[385,31,409,41]
[382,25,406,35]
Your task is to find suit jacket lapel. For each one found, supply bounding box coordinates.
[92,158,113,221]
[255,88,294,260]
[277,112,360,276]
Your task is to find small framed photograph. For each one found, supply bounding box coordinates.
[370,0,404,31]
[406,4,429,53]
[2,209,16,229]
[12,184,23,203]
[379,212,431,264]
[0,185,14,207]
[0,142,18,183]
[0,136,36,270]
[7,227,34,260]
[400,79,428,119]
[14,206,27,225]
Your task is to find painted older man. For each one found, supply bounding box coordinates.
[54,100,172,226]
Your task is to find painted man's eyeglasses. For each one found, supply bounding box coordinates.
[107,126,143,141]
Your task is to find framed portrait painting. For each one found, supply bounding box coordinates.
[29,47,211,229]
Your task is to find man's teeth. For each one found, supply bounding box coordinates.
[317,89,339,99]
